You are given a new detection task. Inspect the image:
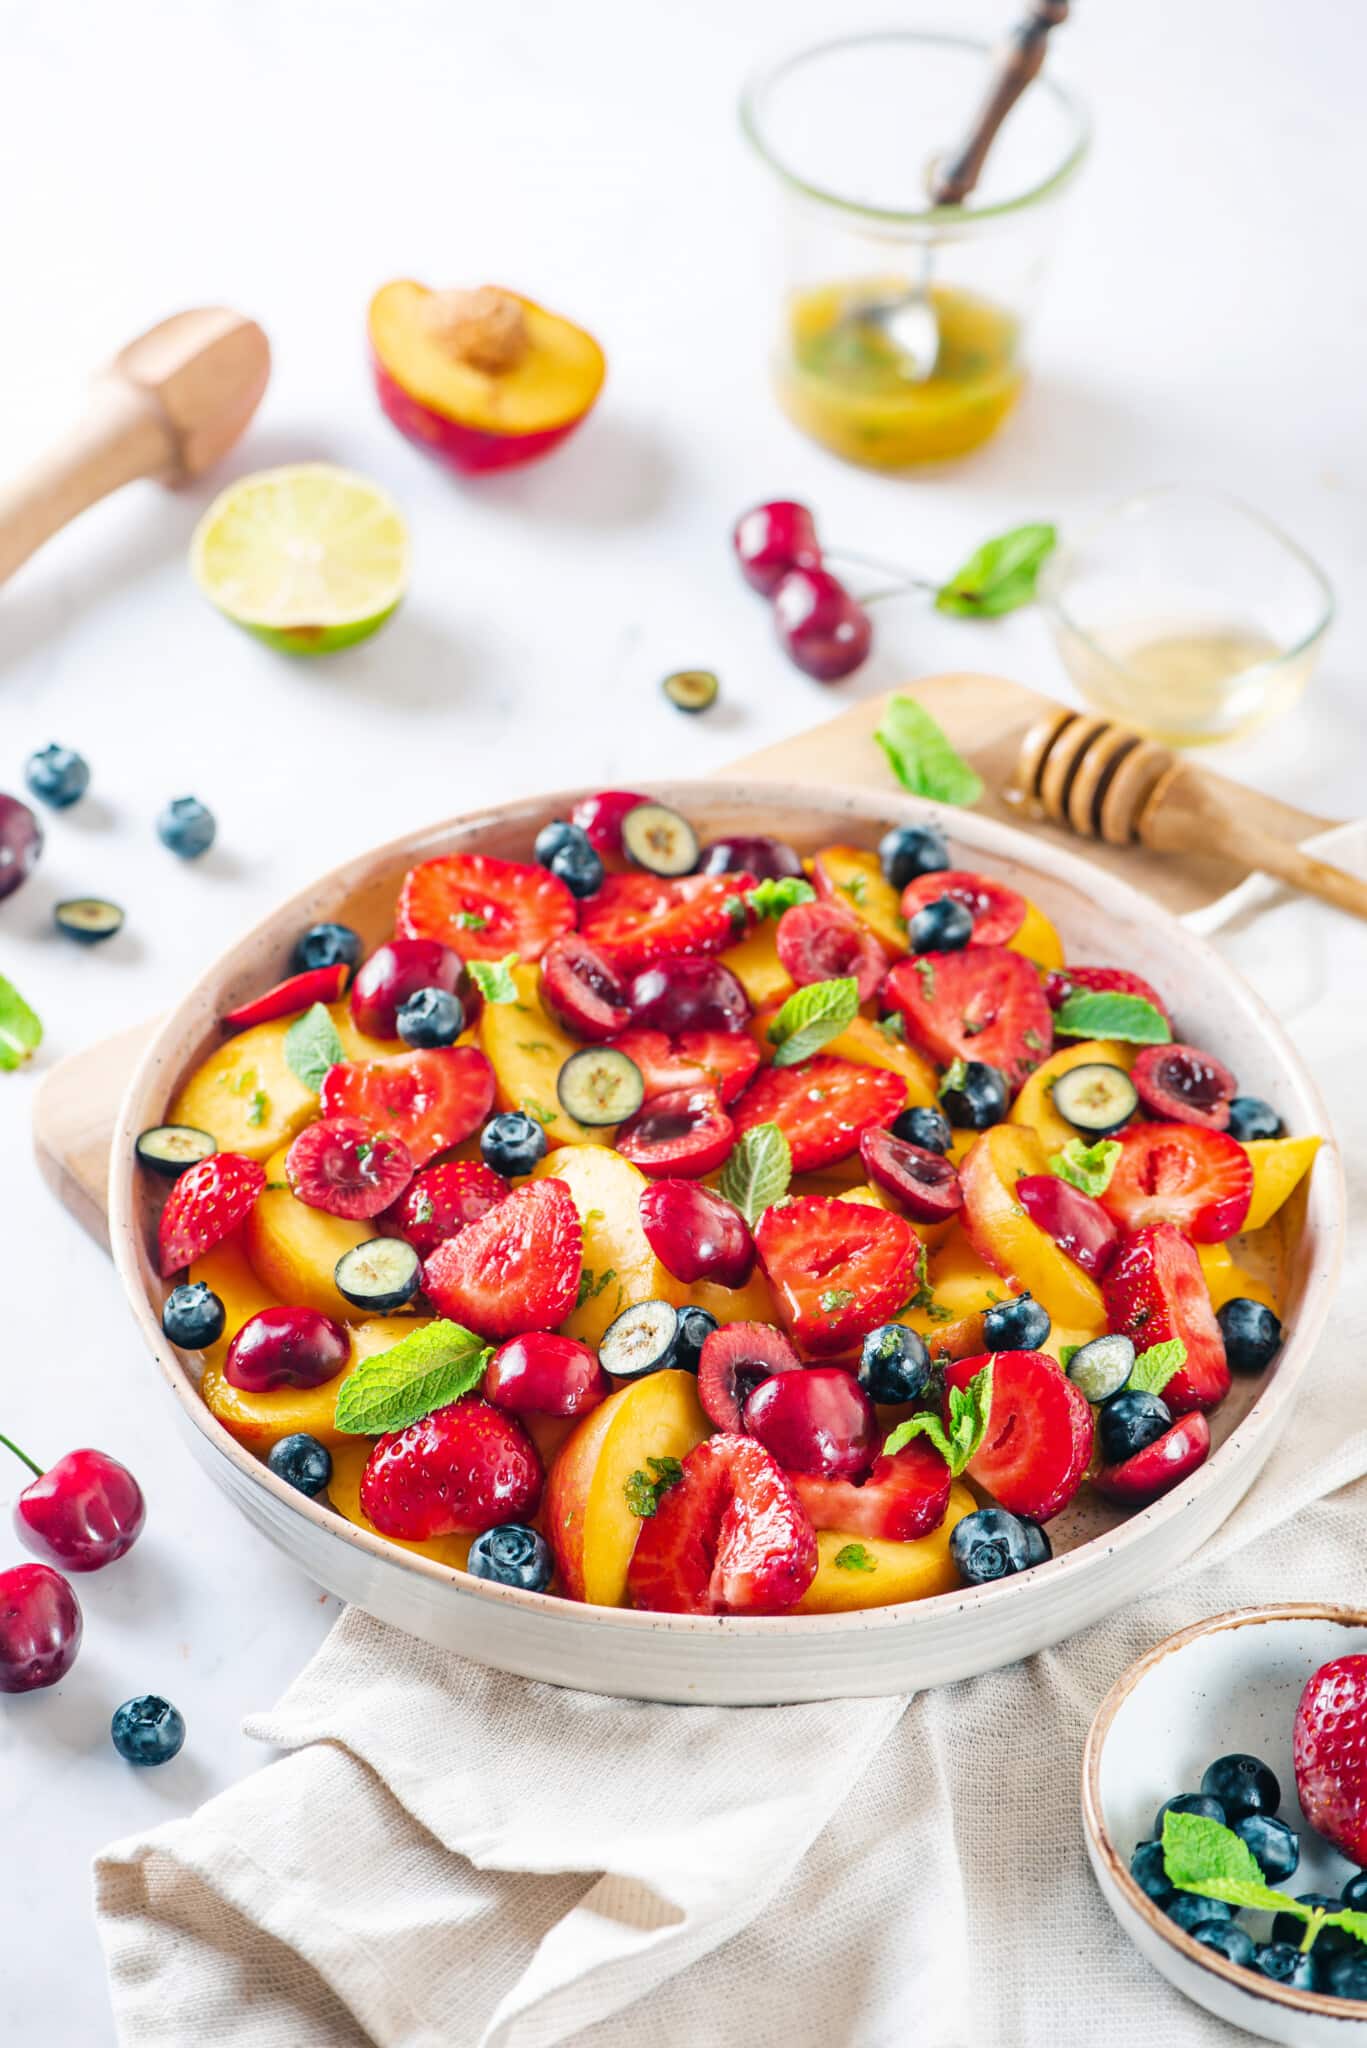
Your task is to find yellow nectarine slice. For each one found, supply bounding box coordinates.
[960,1125,1107,1337]
[1008,1039,1136,1160]
[721,921,794,1008]
[1006,900,1065,970]
[199,1313,422,1453]
[189,1232,278,1372]
[532,1144,686,1346]
[480,962,608,1150]
[169,1001,400,1162]
[812,846,909,957]
[369,281,605,438]
[1197,1240,1280,1315]
[1241,1135,1321,1232]
[327,1436,473,1571]
[818,1014,940,1106]
[688,1268,778,1324]
[794,1481,976,1613]
[243,1145,376,1320]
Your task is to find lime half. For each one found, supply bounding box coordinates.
[191,464,409,654]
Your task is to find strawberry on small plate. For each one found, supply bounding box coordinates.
[755,1194,920,1356]
[625,1433,818,1615]
[578,872,755,975]
[397,852,576,963]
[1294,1655,1367,1866]
[1100,1122,1252,1242]
[157,1152,266,1276]
[943,1350,1094,1523]
[899,870,1025,947]
[423,1177,582,1339]
[320,1045,496,1168]
[731,1055,905,1174]
[790,1436,952,1543]
[883,945,1052,1092]
[1102,1221,1230,1412]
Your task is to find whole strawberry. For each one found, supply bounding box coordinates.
[1293,1655,1367,1864]
[359,1397,543,1541]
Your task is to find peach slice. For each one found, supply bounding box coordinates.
[811,845,909,957]
[243,1144,380,1321]
[959,1124,1107,1337]
[721,920,794,1009]
[1008,1038,1136,1160]
[1006,899,1065,970]
[480,961,610,1150]
[1241,1135,1321,1232]
[169,1001,401,1161]
[199,1312,416,1453]
[795,1482,976,1613]
[531,1143,687,1347]
[369,280,605,474]
[544,1369,709,1606]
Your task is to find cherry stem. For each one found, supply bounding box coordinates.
[0,1432,43,1479]
[823,548,937,607]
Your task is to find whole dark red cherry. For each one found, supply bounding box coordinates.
[0,792,43,901]
[697,834,805,881]
[484,1333,610,1418]
[733,501,822,595]
[224,1307,351,1392]
[772,567,873,682]
[639,1179,755,1288]
[2,1435,146,1572]
[627,956,751,1035]
[0,1563,82,1693]
[350,938,464,1039]
[743,1366,877,1481]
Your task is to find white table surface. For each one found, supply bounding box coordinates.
[1,1,1363,2038]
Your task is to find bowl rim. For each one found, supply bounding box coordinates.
[108,777,1345,1643]
[1081,1603,1367,2024]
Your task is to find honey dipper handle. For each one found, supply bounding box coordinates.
[0,379,176,588]
[1141,764,1367,923]
[1238,836,1367,922]
[931,1,1071,207]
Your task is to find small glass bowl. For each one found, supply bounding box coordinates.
[1039,486,1334,747]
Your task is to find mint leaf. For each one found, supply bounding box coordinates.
[1128,1338,1187,1397]
[768,977,860,1067]
[874,695,984,808]
[455,911,488,931]
[744,875,817,921]
[1059,1343,1081,1370]
[246,1088,268,1128]
[625,1454,685,1519]
[468,953,520,1004]
[0,974,43,1071]
[718,1121,791,1225]
[938,1056,969,1099]
[1052,991,1172,1045]
[1049,1137,1121,1198]
[1160,1811,1298,1916]
[334,1319,492,1435]
[284,1001,345,1093]
[935,522,1056,619]
[834,1543,876,1573]
[884,1359,993,1477]
[877,1012,907,1043]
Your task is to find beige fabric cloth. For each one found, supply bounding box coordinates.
[94,828,1367,2048]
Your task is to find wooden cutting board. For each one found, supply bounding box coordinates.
[32,670,1337,1249]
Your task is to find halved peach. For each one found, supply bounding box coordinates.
[795,1481,976,1613]
[369,280,605,474]
[1008,1038,1136,1159]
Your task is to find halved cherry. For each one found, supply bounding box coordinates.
[1094,1410,1211,1505]
[397,852,576,962]
[1015,1173,1119,1279]
[639,1179,755,1288]
[943,1350,1094,1523]
[627,956,751,1034]
[900,870,1025,947]
[320,1046,496,1167]
[1044,965,1172,1026]
[382,1158,509,1256]
[224,961,349,1030]
[1132,1042,1236,1131]
[570,790,650,858]
[775,900,887,1003]
[1100,1122,1251,1242]
[883,945,1053,1092]
[286,1116,414,1219]
[578,872,756,975]
[696,1322,801,1432]
[698,833,804,881]
[540,932,632,1041]
[606,1029,759,1107]
[350,938,465,1040]
[858,1127,963,1223]
[615,1087,734,1178]
[225,1306,351,1392]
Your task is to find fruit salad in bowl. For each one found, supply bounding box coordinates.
[109,781,1340,1702]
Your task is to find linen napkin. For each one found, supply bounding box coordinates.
[94,825,1366,2048]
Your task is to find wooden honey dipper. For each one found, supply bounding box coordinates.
[1014,708,1367,921]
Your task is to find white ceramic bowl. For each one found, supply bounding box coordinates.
[108,781,1344,1704]
[1083,1606,1367,2043]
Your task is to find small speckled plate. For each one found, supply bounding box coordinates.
[1083,1606,1367,2043]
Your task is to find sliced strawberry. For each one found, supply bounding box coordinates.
[422,1178,582,1340]
[1102,1221,1230,1412]
[1044,964,1172,1026]
[320,1046,496,1167]
[578,872,755,976]
[286,1116,414,1220]
[755,1195,919,1357]
[157,1152,266,1277]
[731,1056,906,1174]
[696,1321,801,1431]
[791,1437,951,1543]
[625,1434,817,1615]
[382,1159,510,1257]
[883,946,1052,1092]
[1094,1410,1210,1505]
[1015,1173,1119,1279]
[223,962,348,1030]
[615,1088,734,1178]
[1100,1122,1251,1243]
[360,1396,543,1539]
[540,933,631,1041]
[1131,1043,1236,1131]
[943,1350,1094,1522]
[775,901,886,1003]
[900,870,1025,947]
[605,1028,759,1108]
[397,852,576,963]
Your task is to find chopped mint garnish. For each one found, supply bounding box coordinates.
[1052,991,1171,1045]
[455,911,488,931]
[938,1057,969,1100]
[834,1543,876,1573]
[884,1359,994,1477]
[768,977,860,1068]
[284,1002,344,1093]
[877,1012,907,1043]
[246,1089,268,1128]
[624,1455,685,1519]
[1049,1137,1122,1198]
[874,695,984,808]
[935,522,1057,619]
[468,953,520,1004]
[818,1287,855,1315]
[742,875,817,921]
[0,974,43,1071]
[913,959,936,1001]
[718,1122,791,1225]
[334,1319,491,1435]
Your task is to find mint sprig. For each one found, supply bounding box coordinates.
[1162,1812,1367,1953]
[0,974,43,1071]
[729,876,816,925]
[767,976,860,1067]
[718,1122,791,1225]
[468,953,520,1004]
[1127,1338,1187,1398]
[938,1056,969,1100]
[1049,1137,1121,1198]
[883,1359,993,1477]
[874,695,984,808]
[935,522,1056,619]
[284,1001,345,1093]
[624,1455,684,1519]
[334,1319,492,1435]
[1052,991,1171,1046]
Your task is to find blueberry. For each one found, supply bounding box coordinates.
[1130,1840,1173,1902]
[397,987,464,1048]
[1155,1792,1227,1838]
[161,1281,226,1349]
[1166,1891,1233,1932]
[982,1291,1050,1352]
[549,838,605,899]
[480,1111,549,1178]
[1254,1942,1319,1990]
[267,1433,333,1498]
[673,1305,718,1373]
[1201,1751,1281,1821]
[1272,1895,1347,1950]
[1233,1813,1298,1884]
[909,896,973,953]
[468,1523,553,1593]
[858,1323,932,1405]
[291,922,363,974]
[1227,1095,1283,1142]
[1100,1389,1172,1466]
[1343,1871,1367,1911]
[949,1507,1031,1585]
[157,795,216,859]
[24,743,90,809]
[534,819,582,868]
[879,823,950,890]
[111,1694,186,1766]
[940,1059,1008,1130]
[1019,1520,1052,1568]
[1326,1950,1367,2001]
[1190,1921,1256,1968]
[892,1104,952,1154]
[1217,1298,1283,1375]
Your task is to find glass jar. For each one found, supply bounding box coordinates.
[741,29,1089,468]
